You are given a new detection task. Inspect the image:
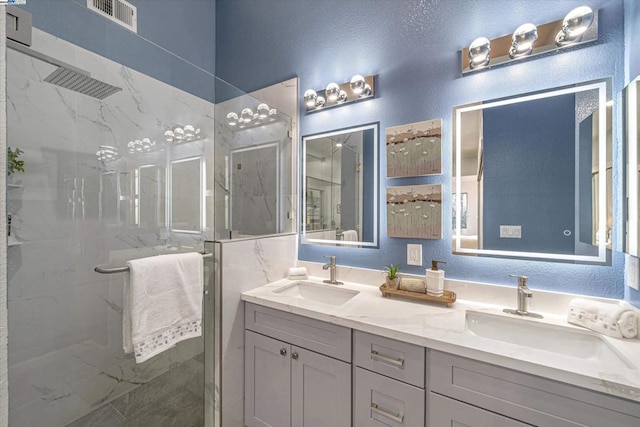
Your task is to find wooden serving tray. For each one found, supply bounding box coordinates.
[379,284,456,307]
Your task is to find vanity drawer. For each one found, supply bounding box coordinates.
[244,303,351,362]
[429,350,640,427]
[354,367,425,426]
[354,330,425,388]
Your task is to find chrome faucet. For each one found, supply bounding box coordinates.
[503,275,543,318]
[322,256,343,285]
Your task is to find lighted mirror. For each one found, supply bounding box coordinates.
[453,79,611,263]
[170,156,203,233]
[626,75,640,256]
[302,123,379,247]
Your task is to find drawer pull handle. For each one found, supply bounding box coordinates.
[371,403,404,423]
[280,348,287,356]
[370,350,404,367]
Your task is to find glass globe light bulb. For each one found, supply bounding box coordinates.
[556,6,594,46]
[164,130,175,142]
[563,6,594,38]
[350,75,366,95]
[325,83,340,101]
[241,108,253,123]
[183,125,196,138]
[173,127,184,140]
[337,90,348,103]
[468,37,491,68]
[509,23,538,58]
[303,89,317,108]
[361,83,372,97]
[315,96,326,108]
[257,103,270,119]
[227,112,238,126]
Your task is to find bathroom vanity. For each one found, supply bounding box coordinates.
[242,278,640,427]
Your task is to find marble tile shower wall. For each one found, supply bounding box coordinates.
[216,233,297,427]
[7,29,214,427]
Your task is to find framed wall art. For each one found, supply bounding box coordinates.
[386,118,442,178]
[387,184,442,239]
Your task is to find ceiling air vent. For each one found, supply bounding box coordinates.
[87,0,137,33]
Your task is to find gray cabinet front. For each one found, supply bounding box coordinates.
[291,346,351,427]
[245,330,291,427]
[354,366,425,426]
[429,393,533,427]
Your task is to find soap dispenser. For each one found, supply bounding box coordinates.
[426,260,446,297]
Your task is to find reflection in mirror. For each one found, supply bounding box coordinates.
[230,143,280,235]
[100,172,118,225]
[302,123,379,247]
[453,79,611,263]
[171,157,202,233]
[626,76,640,256]
[137,165,166,228]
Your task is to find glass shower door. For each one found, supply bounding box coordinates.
[6,24,216,427]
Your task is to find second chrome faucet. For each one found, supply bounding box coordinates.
[322,255,343,285]
[503,275,543,318]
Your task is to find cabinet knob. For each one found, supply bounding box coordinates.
[280,348,287,356]
[291,352,299,360]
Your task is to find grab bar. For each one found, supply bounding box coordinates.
[94,252,213,274]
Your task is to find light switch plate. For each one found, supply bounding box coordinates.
[500,225,522,239]
[407,244,422,266]
[625,254,640,291]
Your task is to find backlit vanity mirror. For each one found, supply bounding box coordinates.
[453,78,611,263]
[625,76,640,257]
[302,123,379,247]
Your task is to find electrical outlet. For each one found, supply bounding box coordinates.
[407,244,422,266]
[626,254,640,291]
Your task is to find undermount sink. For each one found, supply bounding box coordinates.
[273,281,359,306]
[465,310,634,368]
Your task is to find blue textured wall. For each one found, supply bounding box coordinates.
[482,95,576,253]
[624,0,640,306]
[17,0,215,101]
[217,0,627,299]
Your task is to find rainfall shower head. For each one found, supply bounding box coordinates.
[8,39,122,100]
[43,67,121,100]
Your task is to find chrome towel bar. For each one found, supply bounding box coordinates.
[94,252,213,274]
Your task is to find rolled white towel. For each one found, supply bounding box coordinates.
[287,267,308,280]
[567,298,638,339]
[398,278,426,293]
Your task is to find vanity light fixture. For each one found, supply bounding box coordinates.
[462,6,597,74]
[304,74,375,113]
[127,138,156,154]
[225,103,279,130]
[96,145,119,162]
[164,125,204,144]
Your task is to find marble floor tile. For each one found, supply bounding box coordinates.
[65,403,125,427]
[118,388,204,427]
[110,358,203,419]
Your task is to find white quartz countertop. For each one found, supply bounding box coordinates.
[241,276,640,403]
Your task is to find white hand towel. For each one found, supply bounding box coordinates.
[343,230,358,241]
[123,252,203,363]
[567,298,638,339]
[287,267,308,280]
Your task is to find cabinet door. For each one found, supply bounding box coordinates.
[245,331,291,427]
[291,346,351,427]
[429,393,533,427]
